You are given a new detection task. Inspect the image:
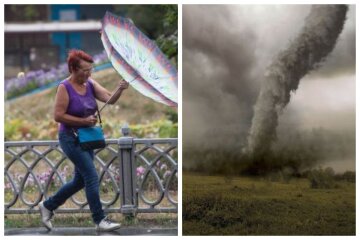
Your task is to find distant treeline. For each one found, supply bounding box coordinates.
[184,128,355,176]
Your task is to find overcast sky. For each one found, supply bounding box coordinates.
[183,5,355,149]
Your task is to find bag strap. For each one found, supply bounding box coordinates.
[96,107,102,128]
[97,84,123,114]
[89,80,102,128]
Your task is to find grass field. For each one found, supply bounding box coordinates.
[183,172,355,235]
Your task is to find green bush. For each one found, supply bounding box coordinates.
[341,171,356,183]
[335,171,356,183]
[5,117,177,141]
[308,167,336,189]
[5,119,18,140]
[159,122,177,138]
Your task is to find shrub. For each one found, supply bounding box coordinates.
[308,167,336,189]
[5,118,177,141]
[335,171,356,183]
[164,108,178,123]
[342,171,356,183]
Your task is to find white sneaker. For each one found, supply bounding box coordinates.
[96,217,121,232]
[39,201,54,230]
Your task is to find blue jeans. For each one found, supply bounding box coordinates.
[44,131,105,224]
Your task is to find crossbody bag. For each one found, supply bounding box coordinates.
[76,110,106,150]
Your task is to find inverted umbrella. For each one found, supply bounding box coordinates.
[101,11,178,107]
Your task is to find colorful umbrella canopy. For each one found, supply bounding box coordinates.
[101,11,178,107]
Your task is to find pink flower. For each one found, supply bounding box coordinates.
[160,164,167,171]
[163,170,172,179]
[5,183,12,190]
[136,166,145,177]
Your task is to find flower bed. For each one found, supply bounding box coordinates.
[5,51,109,100]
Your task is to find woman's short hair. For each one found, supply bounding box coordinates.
[67,49,94,73]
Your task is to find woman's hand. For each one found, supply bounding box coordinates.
[91,79,128,104]
[83,115,98,126]
[119,81,129,90]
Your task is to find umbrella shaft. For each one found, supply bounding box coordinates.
[99,76,138,113]
[98,76,137,114]
[98,85,122,114]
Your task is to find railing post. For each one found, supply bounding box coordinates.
[118,123,137,217]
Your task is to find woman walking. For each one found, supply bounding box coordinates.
[38,49,129,231]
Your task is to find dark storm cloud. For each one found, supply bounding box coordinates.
[183,5,259,148]
[311,5,355,78]
[183,5,355,152]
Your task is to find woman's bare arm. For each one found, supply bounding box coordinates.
[91,79,128,104]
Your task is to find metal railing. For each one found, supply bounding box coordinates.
[4,125,178,216]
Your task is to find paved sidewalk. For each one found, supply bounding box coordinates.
[5,227,177,236]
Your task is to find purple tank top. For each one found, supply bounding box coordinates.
[59,79,97,132]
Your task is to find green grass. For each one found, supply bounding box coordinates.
[183,172,355,235]
[5,213,177,229]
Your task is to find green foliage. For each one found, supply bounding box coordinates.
[339,171,356,183]
[112,5,178,65]
[156,33,178,64]
[23,5,40,20]
[6,81,39,100]
[159,122,177,138]
[5,117,59,141]
[162,5,177,31]
[7,5,43,22]
[307,167,337,189]
[164,108,178,123]
[4,118,39,141]
[155,5,178,65]
[129,120,177,138]
[5,118,177,141]
[113,5,175,39]
[4,119,20,140]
